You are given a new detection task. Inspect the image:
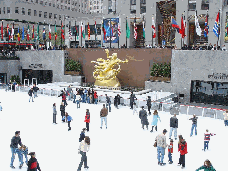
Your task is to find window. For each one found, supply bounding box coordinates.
[28,9,31,15]
[224,0,228,6]
[65,6,67,9]
[39,11,42,17]
[49,3,51,6]
[68,0,70,4]
[3,7,5,14]
[40,0,43,5]
[34,10,37,16]
[36,0,38,3]
[59,15,61,20]
[44,2,47,6]
[7,7,10,13]
[201,0,209,10]
[140,0,146,4]
[54,14,57,19]
[131,0,136,5]
[15,7,19,14]
[68,7,70,10]
[22,8,25,15]
[0,8,1,14]
[61,5,63,9]
[44,12,47,18]
[61,0,63,3]
[53,4,55,7]
[188,0,196,11]
[49,13,52,19]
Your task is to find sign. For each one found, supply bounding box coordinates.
[208,73,228,80]
[29,64,43,68]
[103,18,119,43]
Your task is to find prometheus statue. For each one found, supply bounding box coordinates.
[91,49,128,87]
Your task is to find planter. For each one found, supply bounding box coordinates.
[150,76,171,82]
[65,71,80,76]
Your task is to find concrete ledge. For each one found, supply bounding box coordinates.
[145,81,172,92]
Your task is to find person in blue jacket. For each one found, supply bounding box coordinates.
[19,145,28,167]
[66,112,73,131]
[79,128,86,142]
[150,110,161,132]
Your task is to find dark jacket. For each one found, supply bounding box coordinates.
[114,95,121,105]
[170,116,178,128]
[140,110,149,125]
[27,157,41,171]
[33,86,39,92]
[189,117,198,125]
[129,94,137,103]
[106,96,111,103]
[79,132,85,142]
[10,136,22,148]
[139,109,146,119]
[60,105,65,117]
[28,89,33,96]
[147,98,151,107]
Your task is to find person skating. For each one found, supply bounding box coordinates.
[195,159,216,171]
[60,102,65,120]
[178,135,188,169]
[169,114,178,140]
[156,129,168,166]
[114,94,121,109]
[202,129,216,151]
[76,92,81,108]
[100,104,108,129]
[32,84,39,98]
[59,91,68,107]
[223,110,228,126]
[67,85,72,101]
[19,145,28,167]
[66,112,73,131]
[10,131,23,169]
[150,110,161,132]
[0,102,2,111]
[168,139,173,164]
[87,88,91,104]
[84,109,90,132]
[189,114,198,136]
[53,103,57,124]
[94,91,98,104]
[12,80,17,92]
[27,152,41,171]
[146,96,152,115]
[105,94,111,112]
[77,136,90,171]
[28,88,34,102]
[133,102,137,115]
[139,106,149,130]
[129,91,137,109]
[79,128,86,142]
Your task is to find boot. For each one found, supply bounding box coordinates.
[150,126,154,132]
[155,126,157,131]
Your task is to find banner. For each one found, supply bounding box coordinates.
[103,18,119,43]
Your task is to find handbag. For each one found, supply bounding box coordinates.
[153,140,157,147]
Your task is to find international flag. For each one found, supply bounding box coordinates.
[43,26,46,40]
[11,23,14,40]
[95,21,97,35]
[152,16,156,38]
[69,26,72,40]
[9,31,11,40]
[213,11,220,38]
[204,14,209,37]
[225,22,228,37]
[27,24,30,41]
[118,23,121,37]
[32,24,35,39]
[7,24,9,37]
[37,23,39,40]
[18,27,20,41]
[61,22,65,39]
[134,23,137,39]
[1,21,3,40]
[49,24,51,40]
[102,21,106,40]
[181,15,186,38]
[88,23,90,40]
[126,19,130,38]
[171,17,180,33]
[143,21,145,39]
[22,26,24,40]
[195,11,202,36]
[81,23,85,39]
[55,24,57,41]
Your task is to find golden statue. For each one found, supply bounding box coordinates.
[91,49,128,87]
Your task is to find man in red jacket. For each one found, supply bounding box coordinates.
[84,109,90,132]
[178,135,187,169]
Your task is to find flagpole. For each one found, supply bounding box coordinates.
[126,17,127,48]
[95,21,97,47]
[37,22,39,50]
[110,18,111,48]
[49,24,51,50]
[81,22,82,47]
[69,21,71,48]
[181,14,183,49]
[55,21,56,49]
[61,20,62,49]
[75,21,76,48]
[152,15,153,48]
[217,9,221,48]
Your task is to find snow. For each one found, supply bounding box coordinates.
[0,89,228,171]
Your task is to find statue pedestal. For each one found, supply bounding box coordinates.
[94,77,121,88]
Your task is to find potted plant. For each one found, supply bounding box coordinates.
[150,62,171,82]
[65,59,82,75]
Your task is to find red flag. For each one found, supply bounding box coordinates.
[181,15,186,38]
[152,16,156,38]
[49,24,51,40]
[7,24,9,36]
[102,21,106,40]
[32,25,34,38]
[1,21,3,40]
[88,23,90,40]
[61,21,65,39]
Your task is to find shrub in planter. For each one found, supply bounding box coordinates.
[10,75,21,85]
[65,59,81,72]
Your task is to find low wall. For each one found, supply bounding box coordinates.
[145,81,172,92]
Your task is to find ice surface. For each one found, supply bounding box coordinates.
[0,89,228,171]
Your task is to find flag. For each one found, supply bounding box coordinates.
[225,22,228,37]
[69,26,72,40]
[204,14,209,37]
[11,23,14,40]
[126,19,130,38]
[88,23,90,40]
[181,15,186,38]
[37,23,39,40]
[9,31,11,40]
[55,24,57,41]
[81,23,85,39]
[213,11,220,38]
[32,24,34,39]
[118,23,121,37]
[102,20,106,40]
[27,24,30,41]
[95,21,97,35]
[134,23,137,39]
[43,26,46,40]
[18,27,20,42]
[49,24,51,40]
[171,17,180,33]
[152,16,156,38]
[22,26,24,40]
[76,24,79,40]
[143,21,145,39]
[61,22,65,39]
[195,11,202,36]
[1,21,3,40]
[7,24,9,37]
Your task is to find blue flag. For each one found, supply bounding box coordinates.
[22,26,24,40]
[213,12,220,38]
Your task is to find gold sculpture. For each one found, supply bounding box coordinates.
[91,49,128,87]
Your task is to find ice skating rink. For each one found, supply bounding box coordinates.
[0,90,228,171]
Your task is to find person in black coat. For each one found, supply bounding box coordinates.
[27,152,41,171]
[28,88,34,102]
[139,106,149,130]
[189,114,198,137]
[129,91,137,109]
[105,94,111,112]
[114,94,121,109]
[60,102,65,120]
[169,114,178,140]
[79,128,86,142]
[53,103,57,124]
[146,96,152,115]
[32,84,39,98]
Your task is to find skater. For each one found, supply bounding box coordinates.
[146,96,152,115]
[84,109,90,132]
[189,114,198,136]
[67,85,72,101]
[133,102,138,115]
[150,110,161,132]
[195,159,216,171]
[129,91,137,109]
[156,129,168,166]
[27,152,41,171]
[0,102,2,111]
[169,114,178,140]
[32,84,39,98]
[76,92,81,108]
[28,88,34,102]
[91,88,95,103]
[77,136,90,171]
[105,94,111,112]
[59,91,68,107]
[87,88,91,104]
[10,131,23,169]
[94,91,98,104]
[168,139,173,164]
[178,135,188,169]
[79,128,86,142]
[60,102,65,120]
[19,145,28,166]
[100,104,108,129]
[139,106,149,130]
[83,88,87,103]
[53,103,57,124]
[114,94,121,109]
[223,110,228,126]
[73,88,77,103]
[12,80,17,92]
[66,112,73,131]
[203,129,216,151]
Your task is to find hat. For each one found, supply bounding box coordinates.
[15,131,20,135]
[170,139,174,142]
[28,152,35,156]
[163,129,167,133]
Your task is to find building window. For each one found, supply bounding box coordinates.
[36,0,38,3]
[28,9,31,15]
[15,7,19,14]
[224,0,228,6]
[61,5,63,9]
[40,1,43,5]
[44,12,47,18]
[68,7,70,10]
[68,0,70,4]
[201,0,209,10]
[65,6,67,9]
[54,14,57,19]
[53,4,55,7]
[0,8,1,14]
[34,10,37,16]
[7,7,10,13]
[131,0,136,5]
[188,0,196,11]
[49,13,52,19]
[22,8,25,15]
[49,3,51,6]
[39,11,42,17]
[61,0,63,3]
[59,15,61,20]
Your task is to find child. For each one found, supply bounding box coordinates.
[168,139,173,164]
[196,159,216,171]
[66,112,73,131]
[19,145,28,167]
[133,102,137,115]
[27,152,41,171]
[62,115,66,122]
[203,129,216,151]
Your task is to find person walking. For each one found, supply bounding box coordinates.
[100,104,108,129]
[114,94,121,109]
[178,135,188,169]
[66,112,73,131]
[28,88,34,102]
[10,131,23,169]
[195,159,216,171]
[79,128,86,142]
[83,88,87,103]
[12,80,17,92]
[189,114,198,137]
[59,91,68,107]
[60,102,65,120]
[76,92,81,109]
[53,103,57,124]
[67,85,72,101]
[129,91,137,109]
[169,114,178,140]
[73,88,77,103]
[150,110,161,132]
[27,152,41,171]
[156,129,168,166]
[105,94,111,112]
[87,88,91,104]
[32,84,39,98]
[202,129,216,151]
[223,110,228,126]
[94,91,98,104]
[133,102,138,115]
[139,106,149,130]
[168,139,173,164]
[77,136,90,171]
[84,109,90,132]
[146,96,152,115]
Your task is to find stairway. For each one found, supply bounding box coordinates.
[135,25,145,48]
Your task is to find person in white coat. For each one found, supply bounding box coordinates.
[77,136,90,171]
[150,110,161,132]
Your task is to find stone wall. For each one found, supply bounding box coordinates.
[0,60,20,83]
[145,81,172,92]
